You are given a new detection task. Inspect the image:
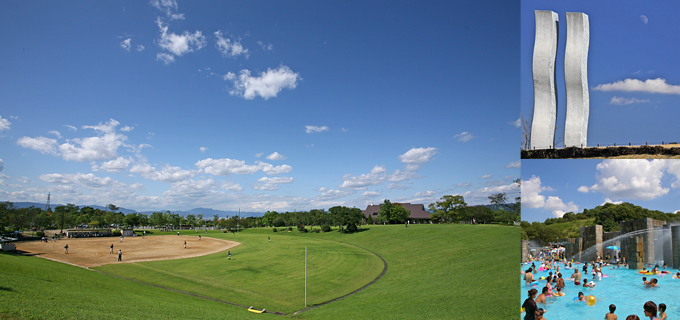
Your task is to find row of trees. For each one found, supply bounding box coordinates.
[521,202,680,244]
[1,188,521,234]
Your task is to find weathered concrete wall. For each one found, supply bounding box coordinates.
[603,231,620,242]
[628,236,645,270]
[522,240,529,263]
[620,218,666,264]
[564,12,590,147]
[531,10,559,149]
[579,225,602,261]
[672,226,680,269]
[562,241,574,260]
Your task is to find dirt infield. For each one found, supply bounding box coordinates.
[15,235,239,268]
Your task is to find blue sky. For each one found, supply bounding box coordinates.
[521,159,680,222]
[0,1,520,213]
[522,0,680,147]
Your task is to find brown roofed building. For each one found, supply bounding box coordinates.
[362,203,431,223]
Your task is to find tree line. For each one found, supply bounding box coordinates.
[521,202,680,245]
[1,189,520,235]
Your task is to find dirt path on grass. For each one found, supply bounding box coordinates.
[15,235,239,268]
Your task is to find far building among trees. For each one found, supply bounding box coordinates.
[362,201,431,224]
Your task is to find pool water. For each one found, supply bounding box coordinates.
[520,263,680,319]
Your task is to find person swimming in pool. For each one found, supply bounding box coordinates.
[576,292,586,302]
[583,278,596,288]
[535,287,549,303]
[525,268,535,285]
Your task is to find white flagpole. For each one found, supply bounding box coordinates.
[305,247,307,307]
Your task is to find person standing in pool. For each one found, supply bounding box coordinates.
[525,268,534,285]
[535,287,549,303]
[643,301,658,320]
[605,304,618,320]
[574,269,582,285]
[522,289,538,320]
[556,273,565,290]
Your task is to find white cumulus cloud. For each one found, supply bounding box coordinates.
[120,38,132,51]
[587,160,669,200]
[155,18,206,64]
[398,147,437,165]
[17,136,58,155]
[414,190,436,197]
[594,78,680,95]
[150,0,185,20]
[266,152,286,161]
[305,125,328,133]
[93,156,132,173]
[0,116,11,133]
[453,131,475,142]
[506,161,521,169]
[225,65,300,100]
[130,161,194,183]
[195,158,292,176]
[214,31,249,58]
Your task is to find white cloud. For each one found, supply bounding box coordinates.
[155,18,206,64]
[370,165,386,174]
[387,169,416,182]
[40,173,125,189]
[305,125,328,133]
[453,131,475,142]
[341,128,348,132]
[404,164,420,171]
[602,198,623,206]
[545,196,579,218]
[130,161,194,183]
[257,41,273,51]
[266,152,286,161]
[456,182,472,188]
[120,126,134,132]
[414,190,436,197]
[362,191,381,197]
[522,176,547,209]
[222,181,243,192]
[340,172,386,189]
[59,119,127,161]
[588,160,668,200]
[65,125,77,132]
[387,183,407,190]
[214,31,249,58]
[120,38,132,51]
[609,96,651,105]
[255,153,263,158]
[150,0,185,20]
[93,156,132,173]
[640,15,648,24]
[577,186,589,193]
[48,131,62,139]
[511,118,521,128]
[0,159,3,173]
[665,160,680,188]
[398,147,437,165]
[317,189,354,200]
[17,136,58,155]
[195,158,292,176]
[593,78,680,95]
[480,174,492,179]
[253,176,294,191]
[225,65,300,100]
[0,116,11,133]
[200,147,208,153]
[506,161,521,169]
[137,45,145,52]
[318,187,328,192]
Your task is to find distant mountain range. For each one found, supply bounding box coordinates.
[2,202,265,218]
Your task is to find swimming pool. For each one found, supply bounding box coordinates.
[520,263,680,319]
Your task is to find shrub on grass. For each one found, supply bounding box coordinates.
[347,224,358,233]
[273,228,278,232]
[321,224,331,232]
[112,230,122,236]
[287,226,293,232]
[314,229,320,233]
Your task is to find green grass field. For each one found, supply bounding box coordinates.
[0,224,519,319]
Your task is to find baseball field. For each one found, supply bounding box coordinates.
[0,223,519,319]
